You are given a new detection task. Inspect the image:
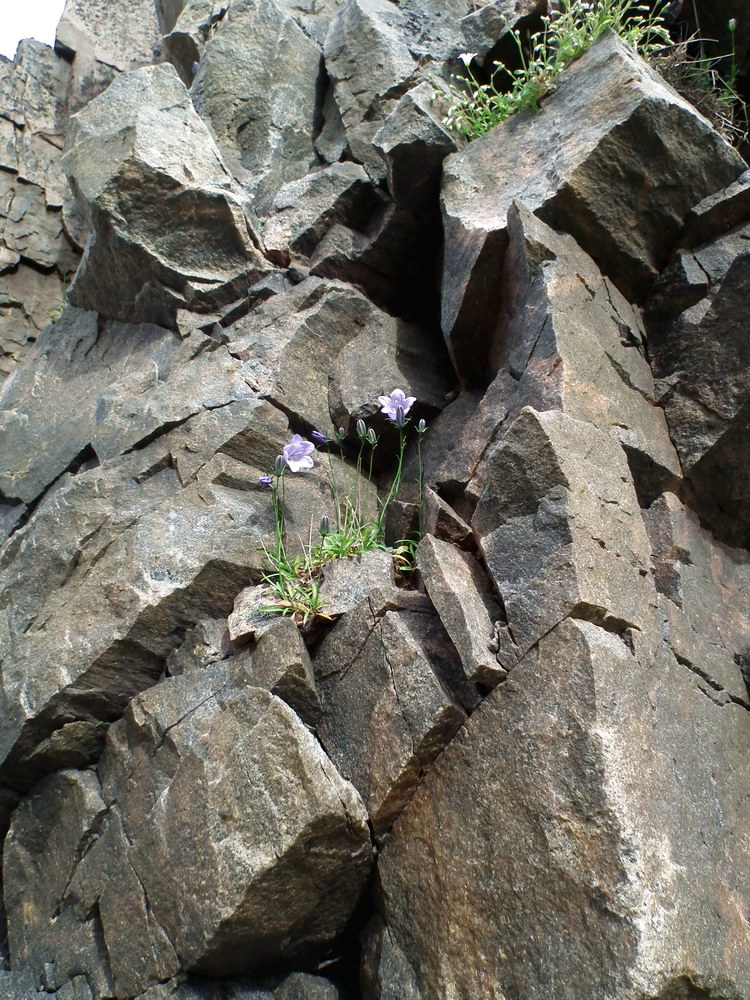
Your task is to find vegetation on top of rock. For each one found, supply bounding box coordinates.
[259,390,428,625]
[445,0,672,137]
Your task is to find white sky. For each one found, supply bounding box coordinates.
[0,0,67,60]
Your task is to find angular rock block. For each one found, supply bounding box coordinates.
[441,31,745,381]
[324,0,417,182]
[4,667,372,996]
[314,590,467,836]
[63,63,270,326]
[263,163,378,260]
[473,408,657,666]
[416,534,503,689]
[164,0,228,85]
[0,394,345,789]
[318,550,396,618]
[374,617,750,1000]
[55,0,166,112]
[373,80,458,210]
[191,0,323,213]
[646,220,750,547]
[461,203,681,501]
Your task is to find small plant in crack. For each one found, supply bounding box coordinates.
[258,390,428,625]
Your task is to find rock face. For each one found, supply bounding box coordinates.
[2,1,750,998]
[63,63,270,326]
[374,616,750,1000]
[441,30,746,381]
[4,666,372,996]
[191,0,323,214]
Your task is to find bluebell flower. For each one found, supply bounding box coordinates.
[258,475,273,486]
[311,430,328,445]
[282,434,315,472]
[378,389,416,421]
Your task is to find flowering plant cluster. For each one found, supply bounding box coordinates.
[258,389,427,624]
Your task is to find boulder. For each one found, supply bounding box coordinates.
[55,0,166,112]
[374,615,750,999]
[465,203,681,502]
[472,408,657,667]
[441,31,745,381]
[62,63,270,327]
[372,80,458,210]
[0,393,353,790]
[323,0,417,184]
[263,163,378,260]
[234,616,321,726]
[164,0,229,85]
[318,550,396,618]
[681,168,750,248]
[645,220,750,547]
[165,618,237,676]
[4,667,372,996]
[191,0,323,214]
[328,310,452,440]
[314,590,466,836]
[459,0,545,63]
[416,534,503,689]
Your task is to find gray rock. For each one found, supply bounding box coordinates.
[314,590,466,836]
[164,0,229,85]
[472,408,657,667]
[459,0,546,62]
[0,393,352,790]
[375,615,750,999]
[55,0,165,113]
[0,966,39,1000]
[328,310,452,439]
[228,585,288,644]
[263,163,378,260]
[273,972,342,999]
[645,221,750,547]
[63,63,270,327]
[421,488,473,548]
[191,0,323,214]
[165,618,237,676]
[441,31,745,380]
[416,534,503,689]
[235,616,321,726]
[318,550,396,618]
[373,80,458,210]
[471,202,681,502]
[4,669,372,995]
[681,169,750,248]
[310,203,441,318]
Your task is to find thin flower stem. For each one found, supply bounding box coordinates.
[416,434,424,541]
[376,427,406,539]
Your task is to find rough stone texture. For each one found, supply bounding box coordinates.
[645,220,750,548]
[165,618,237,676]
[323,0,417,184]
[473,408,657,667]
[0,41,79,383]
[314,590,466,836]
[235,616,321,727]
[375,615,750,1000]
[4,667,372,996]
[63,63,270,327]
[459,0,546,62]
[164,0,229,86]
[441,30,746,381]
[681,168,750,249]
[55,0,165,112]
[191,0,323,214]
[329,309,452,438]
[318,550,395,618]
[263,163,378,260]
[416,534,502,689]
[373,80,458,210]
[469,203,681,502]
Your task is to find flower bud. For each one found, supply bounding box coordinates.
[367,428,378,445]
[356,418,367,439]
[311,430,328,445]
[273,454,285,475]
[258,475,273,486]
[319,515,330,538]
[417,418,427,434]
[728,17,737,31]
[336,426,347,441]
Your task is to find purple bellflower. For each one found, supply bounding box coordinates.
[379,389,416,421]
[282,434,315,472]
[311,430,328,445]
[258,475,273,486]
